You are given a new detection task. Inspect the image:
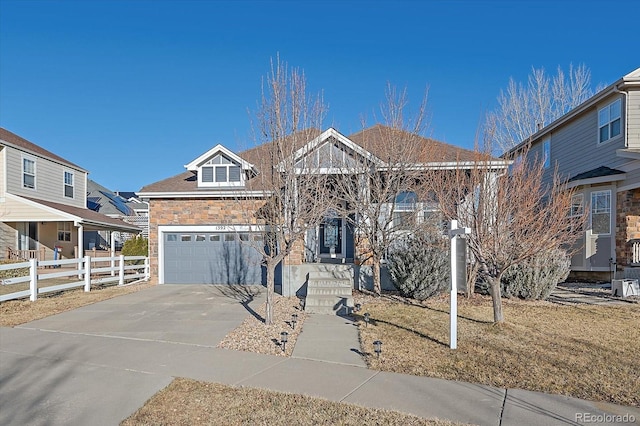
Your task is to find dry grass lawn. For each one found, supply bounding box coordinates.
[356,293,640,407]
[0,281,155,327]
[122,378,462,426]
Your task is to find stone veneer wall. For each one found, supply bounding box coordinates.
[148,198,267,279]
[616,188,640,269]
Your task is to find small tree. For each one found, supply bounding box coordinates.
[430,145,586,323]
[240,57,331,325]
[121,236,148,264]
[335,85,431,295]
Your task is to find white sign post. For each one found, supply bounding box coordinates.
[449,219,470,350]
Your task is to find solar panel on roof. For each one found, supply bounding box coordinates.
[99,191,134,215]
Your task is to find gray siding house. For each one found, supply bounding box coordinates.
[508,68,640,280]
[0,128,140,261]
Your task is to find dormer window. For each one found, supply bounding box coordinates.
[185,144,255,189]
[201,154,242,185]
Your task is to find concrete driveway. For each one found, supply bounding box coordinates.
[0,284,267,426]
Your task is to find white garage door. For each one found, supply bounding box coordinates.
[163,231,264,284]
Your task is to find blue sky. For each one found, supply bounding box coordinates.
[1,0,638,191]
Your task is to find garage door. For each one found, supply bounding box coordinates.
[164,232,264,284]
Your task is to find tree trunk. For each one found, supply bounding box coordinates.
[372,255,382,296]
[265,262,275,325]
[486,276,504,323]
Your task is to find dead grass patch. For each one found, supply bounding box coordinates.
[356,293,640,407]
[0,281,155,327]
[122,378,462,425]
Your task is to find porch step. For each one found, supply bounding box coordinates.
[304,266,354,315]
[304,295,353,315]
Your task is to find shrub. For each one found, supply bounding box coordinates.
[121,236,148,264]
[500,249,571,300]
[387,232,449,300]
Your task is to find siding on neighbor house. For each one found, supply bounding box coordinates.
[0,196,67,221]
[628,90,640,149]
[530,93,629,188]
[5,145,86,209]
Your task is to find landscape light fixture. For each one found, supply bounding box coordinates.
[291,313,298,330]
[354,303,362,312]
[280,331,289,352]
[364,312,370,327]
[373,340,383,358]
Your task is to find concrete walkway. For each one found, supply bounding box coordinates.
[1,285,638,426]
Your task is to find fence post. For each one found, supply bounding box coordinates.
[145,257,150,281]
[119,255,125,286]
[29,258,38,302]
[84,256,91,292]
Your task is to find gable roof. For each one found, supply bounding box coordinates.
[0,127,86,172]
[184,143,256,172]
[139,125,501,196]
[348,124,482,163]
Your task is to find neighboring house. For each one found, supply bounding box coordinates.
[507,68,640,280]
[86,179,150,249]
[139,125,508,295]
[0,128,140,261]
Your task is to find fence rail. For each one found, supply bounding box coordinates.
[0,255,150,302]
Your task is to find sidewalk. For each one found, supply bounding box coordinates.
[1,285,638,425]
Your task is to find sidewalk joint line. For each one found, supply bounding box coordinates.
[232,358,289,386]
[338,370,381,402]
[499,388,507,426]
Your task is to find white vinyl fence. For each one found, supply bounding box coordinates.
[0,255,150,302]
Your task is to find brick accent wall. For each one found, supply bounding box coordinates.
[616,189,640,268]
[148,198,266,279]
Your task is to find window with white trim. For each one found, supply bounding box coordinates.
[64,171,74,198]
[570,193,584,217]
[393,191,417,230]
[23,157,35,189]
[590,190,611,234]
[542,139,550,169]
[57,222,71,241]
[598,99,621,143]
[200,154,242,186]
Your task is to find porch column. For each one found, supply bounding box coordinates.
[77,224,84,279]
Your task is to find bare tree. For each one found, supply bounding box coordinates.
[487,63,597,153]
[335,85,430,295]
[430,140,586,323]
[241,57,330,325]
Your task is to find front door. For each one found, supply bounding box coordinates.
[319,217,342,256]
